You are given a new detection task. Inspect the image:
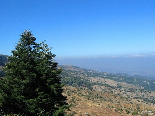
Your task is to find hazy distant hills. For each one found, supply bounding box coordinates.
[1,54,155,78]
[0,54,7,67]
[56,55,155,78]
[0,54,7,77]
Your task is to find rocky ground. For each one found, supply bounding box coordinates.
[64,86,155,116]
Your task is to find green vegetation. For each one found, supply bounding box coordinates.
[125,109,130,114]
[59,65,155,108]
[62,65,155,91]
[0,30,69,116]
[132,110,138,115]
[61,70,93,90]
[1,45,155,115]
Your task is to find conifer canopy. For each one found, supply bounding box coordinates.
[0,30,68,116]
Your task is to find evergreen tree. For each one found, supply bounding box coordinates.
[0,30,69,116]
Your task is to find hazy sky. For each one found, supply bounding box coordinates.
[0,0,155,57]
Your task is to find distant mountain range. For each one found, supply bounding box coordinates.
[1,54,155,78]
[56,55,155,78]
[0,54,7,67]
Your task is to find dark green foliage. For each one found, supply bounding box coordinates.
[60,69,93,90]
[125,109,130,114]
[132,110,138,115]
[61,76,93,90]
[0,30,69,115]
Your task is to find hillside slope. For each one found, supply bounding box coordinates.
[60,65,155,116]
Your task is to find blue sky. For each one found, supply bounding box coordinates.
[0,0,155,58]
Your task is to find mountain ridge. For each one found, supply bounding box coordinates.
[56,55,155,78]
